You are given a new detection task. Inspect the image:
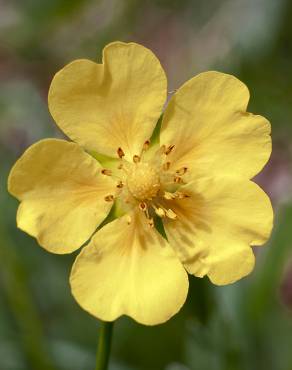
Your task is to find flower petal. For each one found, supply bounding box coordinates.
[48,42,167,161]
[162,177,273,285]
[160,71,271,180]
[8,139,116,254]
[70,210,188,325]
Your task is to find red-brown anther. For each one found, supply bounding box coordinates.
[164,191,176,200]
[133,155,140,163]
[143,140,150,151]
[176,191,190,199]
[148,218,154,227]
[163,162,171,171]
[104,195,114,202]
[174,176,183,184]
[165,145,175,155]
[117,147,125,158]
[139,202,147,211]
[176,167,188,175]
[116,181,124,188]
[101,169,112,176]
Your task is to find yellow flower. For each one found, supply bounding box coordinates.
[8,42,273,325]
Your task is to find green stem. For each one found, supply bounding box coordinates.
[95,321,114,370]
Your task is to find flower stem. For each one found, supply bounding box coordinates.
[95,321,114,370]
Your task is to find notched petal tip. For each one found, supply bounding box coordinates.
[49,41,167,160]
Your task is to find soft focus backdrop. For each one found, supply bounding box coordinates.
[1,1,292,369]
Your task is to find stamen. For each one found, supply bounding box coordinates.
[126,215,132,225]
[156,202,177,220]
[176,167,188,176]
[165,145,175,155]
[116,181,124,188]
[139,202,147,211]
[101,169,112,176]
[143,140,150,151]
[165,208,177,220]
[133,155,140,163]
[148,218,154,228]
[174,176,184,184]
[163,162,171,171]
[175,191,190,199]
[117,147,125,158]
[164,191,176,200]
[139,201,152,219]
[104,195,114,202]
[153,205,166,218]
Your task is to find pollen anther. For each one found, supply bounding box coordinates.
[165,145,175,155]
[174,176,184,184]
[176,191,190,199]
[117,147,125,158]
[148,218,154,228]
[139,202,147,211]
[126,215,132,225]
[153,205,165,217]
[101,169,112,176]
[143,140,150,151]
[133,155,140,163]
[164,191,176,200]
[104,195,114,202]
[165,208,177,220]
[176,167,188,175]
[163,162,171,171]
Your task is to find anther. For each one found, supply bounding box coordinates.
[148,218,154,228]
[153,205,165,218]
[176,167,188,176]
[164,191,176,200]
[165,145,175,155]
[104,195,114,202]
[165,209,177,220]
[133,155,140,163]
[174,176,184,184]
[126,215,132,225]
[163,162,171,171]
[139,202,147,211]
[143,140,150,151]
[116,181,124,188]
[101,169,112,176]
[176,191,190,199]
[117,147,125,158]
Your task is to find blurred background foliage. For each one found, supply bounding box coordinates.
[1,0,292,369]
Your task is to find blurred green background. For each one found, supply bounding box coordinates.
[1,0,292,369]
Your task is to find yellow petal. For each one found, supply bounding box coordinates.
[8,139,116,254]
[70,210,188,325]
[48,42,167,161]
[162,177,273,285]
[161,71,271,180]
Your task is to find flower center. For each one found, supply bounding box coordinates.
[127,163,160,200]
[102,144,191,227]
